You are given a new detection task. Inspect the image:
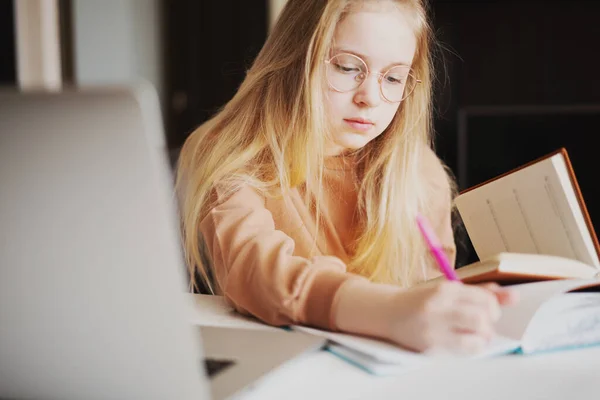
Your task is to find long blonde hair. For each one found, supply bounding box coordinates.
[176,0,447,293]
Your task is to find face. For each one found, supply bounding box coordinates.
[324,4,417,156]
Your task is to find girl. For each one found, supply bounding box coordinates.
[176,0,517,353]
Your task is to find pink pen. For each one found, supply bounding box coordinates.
[416,213,461,282]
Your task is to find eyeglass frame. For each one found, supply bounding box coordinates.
[324,52,422,103]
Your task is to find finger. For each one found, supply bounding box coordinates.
[495,287,519,306]
[480,283,520,306]
[447,305,495,338]
[456,285,502,322]
[479,282,501,291]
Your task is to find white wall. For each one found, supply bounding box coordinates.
[72,0,163,109]
[14,0,62,90]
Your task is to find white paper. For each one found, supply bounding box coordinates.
[185,293,279,331]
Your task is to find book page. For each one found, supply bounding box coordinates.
[293,326,428,364]
[495,279,600,340]
[326,344,428,375]
[455,153,599,267]
[521,292,600,354]
[296,326,520,374]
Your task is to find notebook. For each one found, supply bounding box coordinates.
[294,278,600,375]
[453,148,600,283]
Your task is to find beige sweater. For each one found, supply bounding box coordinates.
[200,147,456,330]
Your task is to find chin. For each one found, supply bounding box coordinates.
[336,131,377,151]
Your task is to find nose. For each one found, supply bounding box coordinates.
[353,73,381,108]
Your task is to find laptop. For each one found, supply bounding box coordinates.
[0,84,324,400]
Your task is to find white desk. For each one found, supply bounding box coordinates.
[189,294,600,400]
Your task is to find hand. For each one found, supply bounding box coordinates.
[385,282,518,354]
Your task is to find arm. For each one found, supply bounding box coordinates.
[200,184,366,329]
[330,148,519,353]
[200,180,516,353]
[333,276,518,353]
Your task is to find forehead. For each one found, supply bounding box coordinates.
[333,6,417,67]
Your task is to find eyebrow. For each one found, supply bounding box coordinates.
[332,47,412,70]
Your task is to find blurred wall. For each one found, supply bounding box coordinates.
[72,0,164,110]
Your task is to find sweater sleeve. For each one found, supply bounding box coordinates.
[199,184,364,329]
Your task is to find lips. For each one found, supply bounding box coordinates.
[344,118,375,132]
[344,118,374,125]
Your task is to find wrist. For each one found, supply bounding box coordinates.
[332,277,403,340]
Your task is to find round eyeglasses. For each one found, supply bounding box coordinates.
[325,53,421,103]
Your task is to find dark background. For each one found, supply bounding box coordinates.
[0,0,16,85]
[429,1,600,265]
[3,0,599,267]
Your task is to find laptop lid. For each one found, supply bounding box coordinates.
[0,84,211,399]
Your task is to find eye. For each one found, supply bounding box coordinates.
[334,63,361,73]
[385,75,406,85]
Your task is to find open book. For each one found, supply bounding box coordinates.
[295,279,600,375]
[453,148,600,283]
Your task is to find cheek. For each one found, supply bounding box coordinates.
[325,91,351,119]
[379,103,401,130]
